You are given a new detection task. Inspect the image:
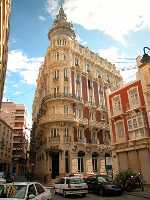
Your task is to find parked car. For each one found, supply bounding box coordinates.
[86,175,123,196]
[0,182,54,199]
[55,176,88,197]
[0,172,6,184]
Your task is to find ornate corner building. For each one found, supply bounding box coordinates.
[0,0,11,108]
[31,7,122,181]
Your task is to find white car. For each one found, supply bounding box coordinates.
[55,176,88,197]
[0,182,54,200]
[0,172,6,184]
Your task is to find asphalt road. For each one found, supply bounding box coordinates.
[54,193,148,200]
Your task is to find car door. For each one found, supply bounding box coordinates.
[86,176,97,192]
[35,183,48,200]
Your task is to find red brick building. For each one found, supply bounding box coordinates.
[108,80,150,184]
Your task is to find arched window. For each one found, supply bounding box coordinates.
[78,151,85,173]
[92,152,98,172]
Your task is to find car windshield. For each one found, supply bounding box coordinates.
[97,177,108,183]
[69,178,85,184]
[0,184,27,199]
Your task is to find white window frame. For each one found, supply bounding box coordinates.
[64,128,69,137]
[64,86,69,96]
[112,95,122,116]
[127,113,144,131]
[64,68,68,79]
[128,86,140,109]
[64,105,69,115]
[115,120,125,139]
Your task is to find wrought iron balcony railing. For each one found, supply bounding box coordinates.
[41,93,83,104]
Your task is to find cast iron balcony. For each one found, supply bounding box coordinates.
[41,93,83,105]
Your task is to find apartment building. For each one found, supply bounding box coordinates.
[1,102,28,176]
[0,0,11,108]
[137,48,150,129]
[108,80,150,184]
[31,7,122,182]
[0,113,13,175]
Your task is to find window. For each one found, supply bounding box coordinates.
[77,129,84,140]
[127,119,132,130]
[92,154,98,172]
[76,74,80,84]
[54,70,59,79]
[133,118,138,129]
[64,86,69,96]
[127,114,144,131]
[92,133,97,144]
[64,68,68,79]
[112,95,121,115]
[75,58,79,66]
[51,128,59,137]
[35,184,45,194]
[64,128,69,137]
[64,105,69,115]
[89,96,93,105]
[128,87,139,108]
[115,121,124,138]
[28,184,36,196]
[76,89,80,99]
[78,152,85,172]
[88,79,92,89]
[56,52,59,60]
[54,87,59,96]
[86,63,90,72]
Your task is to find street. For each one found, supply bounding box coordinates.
[54,193,148,200]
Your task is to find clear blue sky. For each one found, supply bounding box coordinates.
[4,0,150,125]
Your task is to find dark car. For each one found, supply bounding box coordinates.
[86,175,123,196]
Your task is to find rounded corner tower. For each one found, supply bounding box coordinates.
[48,6,76,43]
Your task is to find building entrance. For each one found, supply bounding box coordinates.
[51,152,59,179]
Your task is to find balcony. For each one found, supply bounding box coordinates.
[64,136,71,143]
[49,137,60,145]
[39,113,75,125]
[41,93,83,105]
[75,138,86,144]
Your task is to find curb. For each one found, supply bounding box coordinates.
[127,192,150,199]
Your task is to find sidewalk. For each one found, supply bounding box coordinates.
[127,185,150,199]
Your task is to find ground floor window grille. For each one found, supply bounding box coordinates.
[78,151,85,173]
[92,153,98,172]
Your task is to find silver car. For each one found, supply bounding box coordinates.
[55,176,88,197]
[0,182,54,200]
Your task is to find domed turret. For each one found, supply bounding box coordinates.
[48,6,76,41]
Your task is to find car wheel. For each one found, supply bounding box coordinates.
[99,188,104,196]
[82,193,86,197]
[63,190,67,198]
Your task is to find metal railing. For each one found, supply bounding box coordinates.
[41,93,83,104]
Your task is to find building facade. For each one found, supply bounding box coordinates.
[108,80,150,184]
[0,0,11,108]
[0,115,13,174]
[31,7,122,182]
[1,102,28,177]
[137,49,150,130]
